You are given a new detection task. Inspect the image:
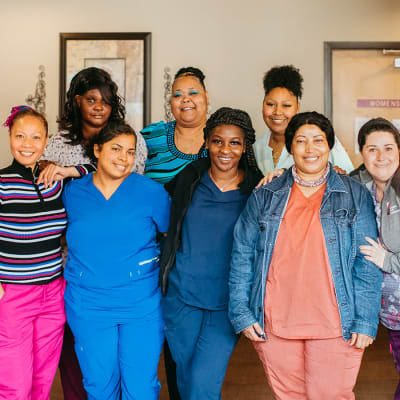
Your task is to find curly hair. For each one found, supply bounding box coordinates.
[203,107,262,194]
[58,67,125,145]
[174,66,206,90]
[358,117,400,152]
[85,121,137,164]
[285,111,335,153]
[263,65,303,99]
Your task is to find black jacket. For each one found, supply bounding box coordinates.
[159,157,263,295]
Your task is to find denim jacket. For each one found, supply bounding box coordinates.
[228,165,382,340]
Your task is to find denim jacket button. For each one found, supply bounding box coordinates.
[259,225,265,231]
[334,270,340,274]
[340,302,347,306]
[258,307,262,312]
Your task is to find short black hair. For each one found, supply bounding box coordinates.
[86,121,136,164]
[285,111,335,153]
[59,67,125,145]
[263,65,303,99]
[358,117,400,151]
[174,66,206,90]
[204,107,262,194]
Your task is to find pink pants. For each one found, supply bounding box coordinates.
[0,278,66,400]
[253,331,364,400]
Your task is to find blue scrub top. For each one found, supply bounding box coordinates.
[169,171,248,310]
[62,173,170,300]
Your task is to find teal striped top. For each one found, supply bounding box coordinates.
[142,120,208,185]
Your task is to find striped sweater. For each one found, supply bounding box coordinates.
[0,159,93,284]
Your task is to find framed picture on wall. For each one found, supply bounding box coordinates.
[59,32,151,131]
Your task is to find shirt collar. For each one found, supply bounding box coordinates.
[11,159,39,181]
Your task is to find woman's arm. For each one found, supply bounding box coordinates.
[360,237,400,275]
[228,191,262,335]
[37,164,95,187]
[256,169,285,188]
[351,188,383,341]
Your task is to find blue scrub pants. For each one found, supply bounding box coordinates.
[66,302,164,400]
[162,294,238,400]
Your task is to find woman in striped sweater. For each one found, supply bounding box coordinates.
[0,106,93,400]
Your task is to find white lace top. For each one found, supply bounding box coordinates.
[43,131,148,175]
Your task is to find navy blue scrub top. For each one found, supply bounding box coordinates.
[169,171,248,310]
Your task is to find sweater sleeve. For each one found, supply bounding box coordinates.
[382,251,400,275]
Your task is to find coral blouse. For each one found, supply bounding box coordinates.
[264,183,342,339]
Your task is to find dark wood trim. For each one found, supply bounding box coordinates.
[324,41,400,120]
[59,32,151,128]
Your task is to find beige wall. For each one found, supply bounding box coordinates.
[0,0,399,167]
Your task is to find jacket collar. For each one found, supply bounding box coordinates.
[188,157,211,176]
[263,163,347,194]
[11,159,39,181]
[357,166,374,186]
[356,165,400,198]
[390,167,400,197]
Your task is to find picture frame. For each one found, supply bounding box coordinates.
[59,32,151,131]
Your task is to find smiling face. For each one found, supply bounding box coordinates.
[170,76,209,128]
[10,115,48,170]
[94,134,136,182]
[75,89,112,131]
[262,87,300,137]
[206,124,245,174]
[291,124,330,181]
[361,131,400,187]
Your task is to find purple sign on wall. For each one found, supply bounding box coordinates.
[357,99,400,108]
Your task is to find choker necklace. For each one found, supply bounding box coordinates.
[209,169,239,192]
[292,164,329,187]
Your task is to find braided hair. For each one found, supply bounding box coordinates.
[203,107,262,194]
[263,65,303,99]
[174,66,206,90]
[58,67,125,145]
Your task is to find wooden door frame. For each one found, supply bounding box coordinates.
[324,41,400,120]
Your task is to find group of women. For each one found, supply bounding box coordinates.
[0,63,399,400]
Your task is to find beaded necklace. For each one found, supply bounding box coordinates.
[291,164,329,187]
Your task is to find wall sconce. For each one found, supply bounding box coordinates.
[163,67,173,122]
[26,65,46,113]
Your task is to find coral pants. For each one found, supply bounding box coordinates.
[253,331,364,400]
[0,278,66,400]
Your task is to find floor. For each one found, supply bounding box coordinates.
[50,326,398,399]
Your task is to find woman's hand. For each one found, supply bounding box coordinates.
[241,323,266,342]
[37,165,80,188]
[256,169,285,188]
[333,165,347,175]
[348,333,374,349]
[38,160,56,171]
[0,283,4,301]
[359,237,387,269]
